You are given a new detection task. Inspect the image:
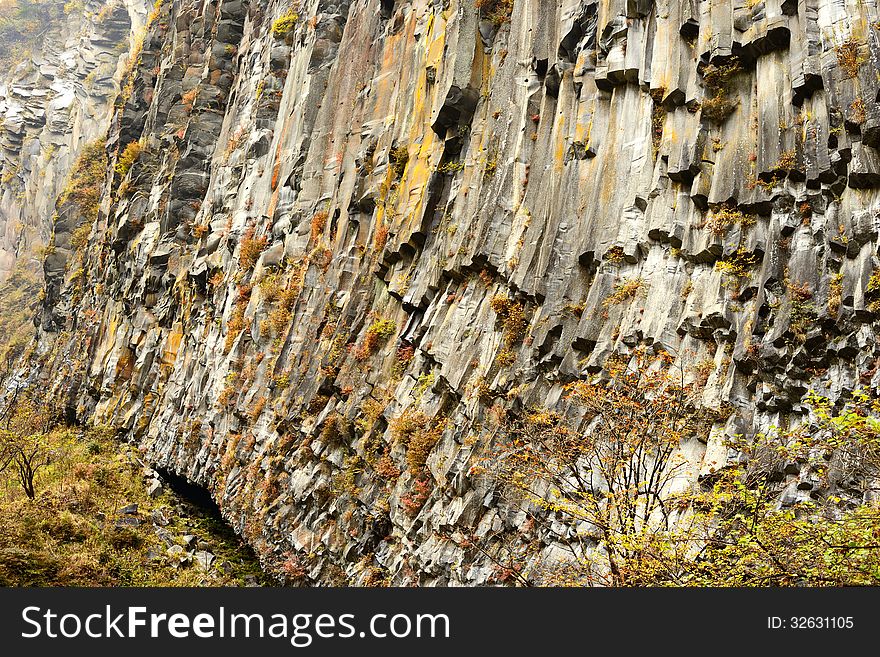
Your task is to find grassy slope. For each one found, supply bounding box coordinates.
[0,425,272,586]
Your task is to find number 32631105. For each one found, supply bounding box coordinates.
[769,617,854,629]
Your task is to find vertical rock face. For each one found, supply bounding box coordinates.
[0,0,145,280]
[0,0,145,383]
[4,0,880,583]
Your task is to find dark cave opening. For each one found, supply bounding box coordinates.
[155,467,218,511]
[152,466,268,576]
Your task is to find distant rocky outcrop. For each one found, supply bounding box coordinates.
[0,0,146,280]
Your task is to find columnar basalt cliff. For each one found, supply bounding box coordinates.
[0,0,147,278]
[0,0,146,374]
[4,0,880,584]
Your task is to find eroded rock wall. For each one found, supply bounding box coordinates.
[13,0,880,584]
[0,0,147,281]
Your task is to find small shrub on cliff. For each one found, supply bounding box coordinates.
[400,473,432,518]
[224,313,245,353]
[715,249,760,282]
[69,224,91,251]
[867,269,880,308]
[369,317,397,340]
[699,59,741,124]
[406,419,446,474]
[390,410,446,474]
[224,284,252,353]
[373,224,389,252]
[602,278,645,308]
[475,0,514,26]
[61,140,107,221]
[389,146,409,178]
[392,344,415,378]
[705,204,756,237]
[319,413,350,446]
[223,126,247,161]
[259,274,283,303]
[248,396,267,422]
[390,409,427,445]
[239,227,268,269]
[490,294,528,347]
[330,454,364,496]
[181,87,198,112]
[828,272,844,316]
[271,10,298,40]
[701,59,742,90]
[701,94,737,123]
[115,141,142,178]
[850,97,867,124]
[354,318,396,360]
[490,293,512,316]
[772,149,797,172]
[495,348,516,367]
[146,0,163,26]
[836,37,865,78]
[604,245,626,263]
[217,385,236,407]
[266,306,290,337]
[786,279,817,343]
[437,159,465,174]
[650,87,666,156]
[310,210,328,242]
[501,301,527,345]
[373,454,400,481]
[484,155,498,178]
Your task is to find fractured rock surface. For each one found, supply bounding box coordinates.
[0,0,146,281]
[3,0,880,584]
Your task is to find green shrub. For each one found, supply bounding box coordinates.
[390,146,409,178]
[115,141,142,178]
[700,59,741,124]
[271,10,298,39]
[61,140,107,220]
[475,0,513,26]
[602,278,645,307]
[705,205,756,237]
[715,249,760,279]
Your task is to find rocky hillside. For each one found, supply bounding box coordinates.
[2,0,880,584]
[0,0,148,275]
[0,0,147,371]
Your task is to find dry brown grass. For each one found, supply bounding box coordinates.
[0,424,267,586]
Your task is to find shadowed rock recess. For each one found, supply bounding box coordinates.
[2,0,880,584]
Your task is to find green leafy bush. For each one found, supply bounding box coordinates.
[271,10,298,39]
